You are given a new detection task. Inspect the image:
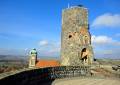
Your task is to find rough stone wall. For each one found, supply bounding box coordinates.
[0,66,90,85]
[61,6,93,66]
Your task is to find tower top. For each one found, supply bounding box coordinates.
[67,4,84,8]
[77,4,83,7]
[63,5,87,12]
[30,48,37,55]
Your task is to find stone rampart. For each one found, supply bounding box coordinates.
[0,66,90,85]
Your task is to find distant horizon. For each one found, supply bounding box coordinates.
[0,54,120,60]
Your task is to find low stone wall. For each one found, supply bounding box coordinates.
[0,66,90,85]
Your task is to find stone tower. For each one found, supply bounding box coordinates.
[29,48,37,68]
[61,6,93,66]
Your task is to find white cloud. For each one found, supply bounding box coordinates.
[92,13,120,28]
[38,40,60,57]
[91,35,120,59]
[91,35,113,44]
[91,35,120,45]
[39,40,48,46]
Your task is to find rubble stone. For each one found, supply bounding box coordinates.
[61,6,94,66]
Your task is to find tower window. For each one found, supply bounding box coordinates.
[82,48,86,52]
[69,35,72,38]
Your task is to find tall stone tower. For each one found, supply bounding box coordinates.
[61,6,93,66]
[29,48,37,68]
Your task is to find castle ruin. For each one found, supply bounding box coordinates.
[61,6,94,66]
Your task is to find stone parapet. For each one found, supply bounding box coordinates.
[0,66,90,85]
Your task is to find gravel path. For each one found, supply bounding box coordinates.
[52,77,120,85]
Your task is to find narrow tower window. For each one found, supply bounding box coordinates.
[69,35,72,38]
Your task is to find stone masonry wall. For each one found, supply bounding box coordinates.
[61,6,94,66]
[0,66,90,85]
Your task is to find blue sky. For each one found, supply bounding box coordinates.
[0,0,120,59]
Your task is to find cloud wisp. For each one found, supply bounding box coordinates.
[91,13,120,28]
[91,35,120,59]
[38,40,60,57]
[39,40,49,46]
[91,35,120,46]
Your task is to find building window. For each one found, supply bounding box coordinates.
[84,35,89,44]
[69,35,72,38]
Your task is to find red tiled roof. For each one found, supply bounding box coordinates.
[35,60,60,68]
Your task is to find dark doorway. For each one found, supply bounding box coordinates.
[81,48,88,64]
